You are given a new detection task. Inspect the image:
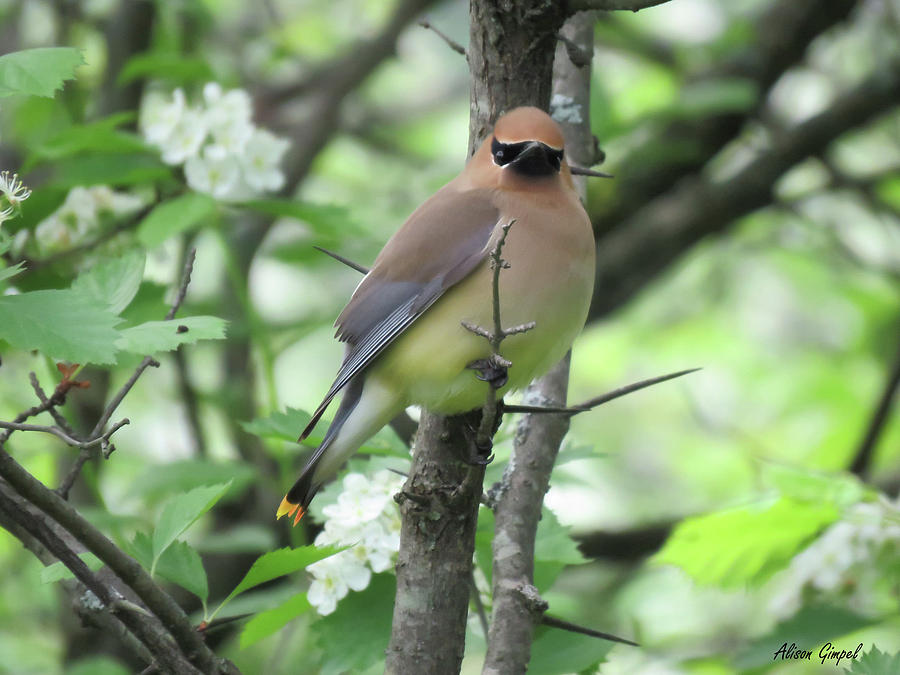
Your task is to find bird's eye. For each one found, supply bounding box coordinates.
[491,137,520,166]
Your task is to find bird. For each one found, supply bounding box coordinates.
[277,106,596,525]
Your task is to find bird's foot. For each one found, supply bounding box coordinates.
[467,355,510,389]
[461,419,495,466]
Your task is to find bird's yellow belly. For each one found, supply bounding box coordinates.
[372,228,594,413]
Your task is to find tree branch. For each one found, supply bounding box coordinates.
[589,64,900,320]
[0,482,203,674]
[483,11,600,673]
[849,332,900,477]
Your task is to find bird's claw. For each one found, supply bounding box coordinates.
[467,356,509,389]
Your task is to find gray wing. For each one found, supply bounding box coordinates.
[299,188,500,440]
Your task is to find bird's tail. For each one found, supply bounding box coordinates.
[276,374,401,526]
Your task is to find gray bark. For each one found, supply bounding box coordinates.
[482,12,596,675]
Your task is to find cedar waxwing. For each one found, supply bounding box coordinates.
[277,107,596,525]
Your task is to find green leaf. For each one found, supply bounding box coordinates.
[654,497,839,587]
[154,540,208,604]
[116,316,227,354]
[533,508,586,591]
[240,593,312,649]
[151,482,232,571]
[242,408,407,457]
[50,152,171,188]
[0,289,121,364]
[844,646,900,674]
[137,193,217,248]
[761,463,868,508]
[196,525,277,555]
[528,624,614,675]
[219,545,343,612]
[129,460,256,503]
[118,52,214,86]
[241,407,311,442]
[72,249,145,315]
[671,77,758,119]
[0,261,26,283]
[0,48,83,98]
[129,532,208,603]
[40,552,103,584]
[25,113,145,169]
[733,604,877,669]
[313,573,395,675]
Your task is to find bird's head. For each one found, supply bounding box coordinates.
[488,107,566,178]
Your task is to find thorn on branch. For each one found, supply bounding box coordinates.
[418,19,467,56]
[501,367,700,416]
[314,245,371,274]
[570,165,614,178]
[540,613,639,646]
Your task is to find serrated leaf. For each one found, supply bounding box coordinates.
[72,249,145,315]
[151,482,232,571]
[218,545,344,614]
[118,53,214,86]
[0,48,83,98]
[137,192,217,247]
[116,316,227,354]
[240,593,311,649]
[0,289,121,364]
[528,624,613,675]
[844,646,900,674]
[654,497,839,587]
[40,552,103,584]
[241,408,408,457]
[0,261,26,283]
[533,507,586,591]
[130,532,208,603]
[155,540,208,604]
[313,573,395,675]
[241,407,312,442]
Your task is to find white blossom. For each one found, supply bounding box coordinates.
[0,171,32,208]
[307,469,404,614]
[240,129,289,192]
[184,149,241,199]
[0,204,13,227]
[139,83,289,199]
[140,89,186,146]
[159,107,208,165]
[307,554,372,616]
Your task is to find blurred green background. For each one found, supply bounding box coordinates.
[0,0,898,673]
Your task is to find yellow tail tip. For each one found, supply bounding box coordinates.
[275,496,306,526]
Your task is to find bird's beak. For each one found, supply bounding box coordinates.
[509,141,561,175]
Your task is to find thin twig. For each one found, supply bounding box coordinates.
[0,419,128,448]
[418,19,467,56]
[29,373,77,437]
[461,220,532,450]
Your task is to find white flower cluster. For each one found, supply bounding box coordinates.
[307,470,403,616]
[767,497,900,618]
[31,186,143,256]
[0,171,31,227]
[139,83,289,201]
